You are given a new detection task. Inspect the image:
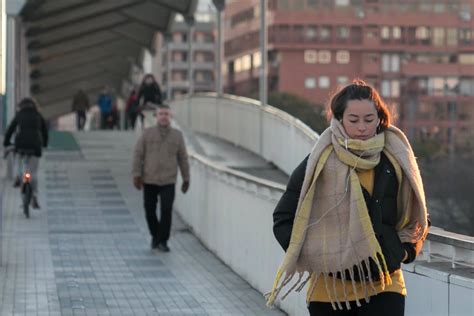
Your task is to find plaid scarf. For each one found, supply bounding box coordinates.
[267,119,429,310]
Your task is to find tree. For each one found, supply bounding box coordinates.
[267,91,328,133]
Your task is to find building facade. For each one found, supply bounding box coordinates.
[159,12,216,100]
[223,0,474,146]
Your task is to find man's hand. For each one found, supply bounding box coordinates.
[181,180,190,194]
[133,176,143,190]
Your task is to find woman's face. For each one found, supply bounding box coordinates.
[341,99,379,141]
[145,77,153,85]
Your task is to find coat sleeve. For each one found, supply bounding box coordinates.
[40,115,49,147]
[177,132,190,182]
[156,84,162,104]
[132,133,146,178]
[3,116,18,147]
[273,155,308,251]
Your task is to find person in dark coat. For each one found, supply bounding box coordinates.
[268,80,429,316]
[3,98,49,208]
[125,88,139,130]
[71,89,90,131]
[137,74,162,128]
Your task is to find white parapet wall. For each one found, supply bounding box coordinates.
[171,94,474,316]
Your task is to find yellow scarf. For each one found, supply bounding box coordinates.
[267,120,429,310]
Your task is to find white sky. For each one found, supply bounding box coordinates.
[0,0,5,94]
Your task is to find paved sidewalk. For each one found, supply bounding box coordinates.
[0,131,285,316]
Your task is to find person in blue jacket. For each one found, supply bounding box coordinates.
[97,86,113,129]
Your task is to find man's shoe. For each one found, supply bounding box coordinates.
[31,196,40,209]
[13,177,20,188]
[157,242,170,252]
[151,237,160,249]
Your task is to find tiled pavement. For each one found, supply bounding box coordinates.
[0,131,285,316]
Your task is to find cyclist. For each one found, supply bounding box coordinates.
[3,98,49,209]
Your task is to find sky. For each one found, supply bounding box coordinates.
[0,0,5,95]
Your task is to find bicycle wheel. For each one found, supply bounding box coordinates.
[22,183,31,218]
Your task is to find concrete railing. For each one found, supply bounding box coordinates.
[171,93,316,176]
[171,94,473,316]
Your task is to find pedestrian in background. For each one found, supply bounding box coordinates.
[137,74,162,128]
[132,104,190,252]
[125,88,139,130]
[71,89,90,131]
[97,86,113,130]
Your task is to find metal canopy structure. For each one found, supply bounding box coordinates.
[20,0,197,119]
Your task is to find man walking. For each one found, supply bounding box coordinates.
[71,89,90,130]
[132,104,190,251]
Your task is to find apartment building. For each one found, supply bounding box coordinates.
[159,11,216,99]
[224,0,474,145]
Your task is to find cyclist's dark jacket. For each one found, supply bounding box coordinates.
[3,107,49,157]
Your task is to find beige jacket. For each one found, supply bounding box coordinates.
[132,125,190,186]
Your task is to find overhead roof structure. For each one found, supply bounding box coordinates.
[21,0,198,119]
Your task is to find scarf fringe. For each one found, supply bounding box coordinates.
[266,251,393,310]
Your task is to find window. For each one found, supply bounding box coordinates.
[335,0,349,6]
[234,57,242,72]
[336,50,350,64]
[459,54,474,64]
[415,26,429,40]
[196,72,204,82]
[382,54,390,72]
[381,80,390,97]
[433,27,445,46]
[392,27,401,39]
[460,79,474,96]
[242,55,251,71]
[381,26,390,39]
[381,54,399,72]
[320,26,331,39]
[381,80,400,97]
[337,76,349,86]
[318,50,331,64]
[447,28,458,46]
[253,52,261,68]
[433,3,445,13]
[319,76,330,88]
[429,77,446,96]
[337,26,350,39]
[391,80,400,97]
[304,50,318,63]
[306,27,317,40]
[459,29,472,44]
[173,32,184,43]
[391,55,400,72]
[305,77,316,89]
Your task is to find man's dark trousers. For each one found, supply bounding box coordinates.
[76,110,86,130]
[143,183,175,243]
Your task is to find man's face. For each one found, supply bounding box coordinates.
[157,108,171,126]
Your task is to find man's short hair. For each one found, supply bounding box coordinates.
[157,104,170,110]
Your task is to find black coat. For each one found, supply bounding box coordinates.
[273,152,417,277]
[138,84,162,105]
[3,107,49,157]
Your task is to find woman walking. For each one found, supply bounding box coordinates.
[268,80,429,316]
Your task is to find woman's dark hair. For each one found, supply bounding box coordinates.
[139,74,160,91]
[141,74,157,85]
[327,79,392,131]
[18,97,39,111]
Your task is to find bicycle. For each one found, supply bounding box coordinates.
[4,147,35,218]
